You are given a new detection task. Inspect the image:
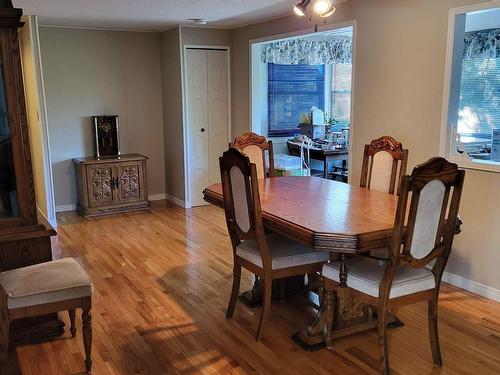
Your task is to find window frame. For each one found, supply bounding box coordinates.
[440,1,500,173]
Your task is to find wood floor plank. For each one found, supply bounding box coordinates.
[5,201,500,374]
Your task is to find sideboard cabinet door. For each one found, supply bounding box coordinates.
[115,161,146,203]
[86,164,114,208]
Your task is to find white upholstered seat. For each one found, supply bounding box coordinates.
[0,258,93,309]
[236,233,330,270]
[322,257,435,299]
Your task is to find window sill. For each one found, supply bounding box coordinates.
[448,153,500,174]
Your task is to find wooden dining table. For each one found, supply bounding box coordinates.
[203,175,406,349]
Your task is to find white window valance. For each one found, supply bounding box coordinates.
[261,37,352,65]
[463,29,500,60]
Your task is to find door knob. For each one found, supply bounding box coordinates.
[201,128,205,132]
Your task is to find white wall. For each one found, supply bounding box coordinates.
[39,27,165,209]
[231,0,500,298]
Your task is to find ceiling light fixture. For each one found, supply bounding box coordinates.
[313,0,332,15]
[293,0,337,30]
[293,0,310,17]
[187,18,207,25]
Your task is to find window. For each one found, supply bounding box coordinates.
[329,63,352,130]
[443,7,500,170]
[457,53,500,161]
[267,64,325,137]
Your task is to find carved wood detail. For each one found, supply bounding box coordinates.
[367,136,403,155]
[119,166,140,200]
[90,167,112,205]
[231,132,268,150]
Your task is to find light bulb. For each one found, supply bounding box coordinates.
[313,0,332,15]
[293,1,309,17]
[294,5,306,16]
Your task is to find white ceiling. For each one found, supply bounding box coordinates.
[13,0,294,31]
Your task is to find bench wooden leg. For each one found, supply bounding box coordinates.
[82,309,92,373]
[68,310,76,337]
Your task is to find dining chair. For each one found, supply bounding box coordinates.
[230,132,275,178]
[0,258,93,373]
[360,136,409,259]
[360,136,409,195]
[322,157,464,374]
[220,147,329,340]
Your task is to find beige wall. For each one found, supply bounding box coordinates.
[19,17,49,219]
[39,27,165,208]
[180,26,232,46]
[160,26,232,203]
[231,0,500,292]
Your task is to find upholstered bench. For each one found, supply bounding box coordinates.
[0,258,93,373]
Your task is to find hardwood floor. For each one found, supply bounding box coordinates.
[5,201,500,374]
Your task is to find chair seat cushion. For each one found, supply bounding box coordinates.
[236,233,330,270]
[322,257,435,299]
[0,258,92,310]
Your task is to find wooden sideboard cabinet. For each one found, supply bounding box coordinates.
[73,153,150,217]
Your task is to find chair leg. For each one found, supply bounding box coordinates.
[0,318,8,370]
[226,264,241,319]
[68,309,77,337]
[428,297,442,367]
[256,276,272,341]
[378,309,391,375]
[82,309,92,373]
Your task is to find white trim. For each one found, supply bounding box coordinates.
[38,24,159,33]
[179,26,191,208]
[440,1,500,173]
[182,43,231,208]
[23,16,59,227]
[56,204,76,213]
[442,271,500,303]
[165,194,186,208]
[148,193,167,201]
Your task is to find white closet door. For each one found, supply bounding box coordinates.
[187,49,209,206]
[207,50,228,186]
[187,48,229,207]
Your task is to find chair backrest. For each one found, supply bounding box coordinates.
[219,147,266,249]
[230,132,275,179]
[389,157,465,276]
[360,136,409,195]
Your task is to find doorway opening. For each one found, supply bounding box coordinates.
[250,24,355,181]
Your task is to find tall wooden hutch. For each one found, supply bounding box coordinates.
[0,0,62,343]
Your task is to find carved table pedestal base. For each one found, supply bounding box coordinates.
[292,294,403,351]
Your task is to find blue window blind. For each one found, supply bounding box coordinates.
[268,64,325,137]
[458,33,500,161]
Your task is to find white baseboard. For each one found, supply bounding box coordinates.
[149,193,167,201]
[56,203,76,213]
[165,193,186,208]
[442,271,500,302]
